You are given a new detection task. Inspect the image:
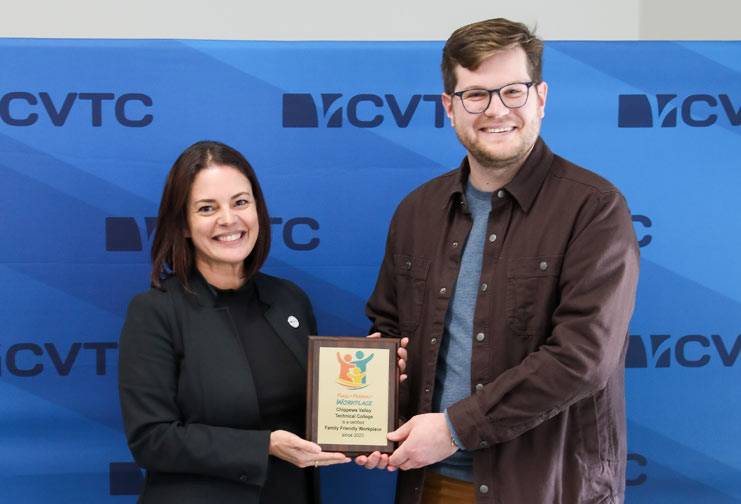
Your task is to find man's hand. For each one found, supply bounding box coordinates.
[353,451,397,471]
[355,332,410,470]
[386,413,459,470]
[367,332,408,382]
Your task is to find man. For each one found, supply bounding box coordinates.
[359,18,640,504]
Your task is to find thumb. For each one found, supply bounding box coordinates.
[387,420,412,441]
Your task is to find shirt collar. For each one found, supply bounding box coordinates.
[447,137,553,213]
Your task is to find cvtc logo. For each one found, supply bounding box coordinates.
[618,94,741,128]
[0,341,117,376]
[109,462,143,495]
[632,214,652,248]
[0,92,153,127]
[106,217,157,252]
[626,334,741,368]
[282,93,445,128]
[106,216,320,252]
[627,453,648,486]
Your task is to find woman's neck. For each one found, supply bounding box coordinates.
[196,260,245,290]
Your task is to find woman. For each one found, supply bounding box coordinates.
[118,141,349,504]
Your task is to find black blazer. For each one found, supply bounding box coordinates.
[118,271,317,504]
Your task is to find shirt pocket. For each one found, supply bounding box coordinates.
[394,254,431,332]
[505,255,563,337]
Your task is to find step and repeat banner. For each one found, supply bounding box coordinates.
[0,39,739,503]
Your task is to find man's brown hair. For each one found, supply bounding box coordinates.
[441,18,544,94]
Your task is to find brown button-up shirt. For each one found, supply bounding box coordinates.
[366,138,640,504]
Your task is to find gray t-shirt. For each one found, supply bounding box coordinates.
[431,179,491,482]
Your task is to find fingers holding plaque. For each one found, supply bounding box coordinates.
[306,336,399,455]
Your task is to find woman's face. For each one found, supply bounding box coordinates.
[186,164,259,276]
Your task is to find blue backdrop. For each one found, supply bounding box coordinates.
[0,39,739,502]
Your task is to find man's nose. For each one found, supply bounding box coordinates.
[483,93,510,118]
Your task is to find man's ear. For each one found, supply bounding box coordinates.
[536,81,548,119]
[441,92,456,128]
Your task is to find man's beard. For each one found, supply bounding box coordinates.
[455,127,536,172]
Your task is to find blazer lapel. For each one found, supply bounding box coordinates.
[263,307,307,371]
[185,270,264,426]
[255,275,308,371]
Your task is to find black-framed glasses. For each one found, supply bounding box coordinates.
[451,82,537,114]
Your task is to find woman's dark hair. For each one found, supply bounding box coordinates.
[150,141,271,291]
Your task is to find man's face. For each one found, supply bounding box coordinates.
[442,46,547,171]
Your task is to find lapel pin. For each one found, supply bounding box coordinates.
[287,315,300,328]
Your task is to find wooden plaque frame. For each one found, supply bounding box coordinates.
[306,336,399,455]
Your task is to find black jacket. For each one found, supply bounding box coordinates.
[118,270,317,503]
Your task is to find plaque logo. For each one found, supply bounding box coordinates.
[336,351,375,389]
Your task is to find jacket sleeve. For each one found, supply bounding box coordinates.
[447,189,640,448]
[118,291,270,486]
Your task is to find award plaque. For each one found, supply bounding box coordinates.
[306,336,399,454]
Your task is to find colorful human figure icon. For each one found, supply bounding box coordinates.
[348,366,366,385]
[337,352,354,382]
[350,351,374,384]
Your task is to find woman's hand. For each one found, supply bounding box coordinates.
[367,332,408,382]
[269,430,350,468]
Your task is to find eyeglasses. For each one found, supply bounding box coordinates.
[451,82,537,114]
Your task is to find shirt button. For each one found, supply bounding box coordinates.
[488,233,497,242]
[430,337,437,344]
[476,332,485,342]
[452,241,459,248]
[540,261,548,271]
[480,440,488,448]
[239,474,249,483]
[424,387,430,394]
[480,283,488,292]
[480,484,489,494]
[405,260,412,271]
[440,287,447,295]
[497,190,505,199]
[475,383,484,391]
